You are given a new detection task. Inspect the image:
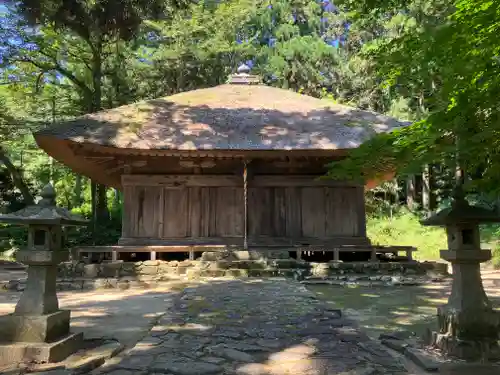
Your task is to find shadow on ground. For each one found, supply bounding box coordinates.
[308,274,500,340]
[1,278,408,375]
[1,270,500,374]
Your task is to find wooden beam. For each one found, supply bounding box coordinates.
[67,142,348,159]
[83,156,115,164]
[121,174,361,188]
[116,235,372,247]
[75,245,416,261]
[122,174,241,187]
[252,176,359,187]
[179,160,216,169]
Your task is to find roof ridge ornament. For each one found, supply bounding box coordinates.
[237,63,251,74]
[228,63,261,85]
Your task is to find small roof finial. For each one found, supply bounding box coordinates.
[38,183,56,207]
[228,62,261,85]
[237,63,251,74]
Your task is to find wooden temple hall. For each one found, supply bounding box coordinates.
[34,65,413,262]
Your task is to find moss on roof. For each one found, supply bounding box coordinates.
[35,84,409,151]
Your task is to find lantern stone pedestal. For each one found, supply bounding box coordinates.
[0,185,88,365]
[422,201,500,360]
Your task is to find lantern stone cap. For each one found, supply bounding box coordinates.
[0,184,88,226]
[421,199,500,226]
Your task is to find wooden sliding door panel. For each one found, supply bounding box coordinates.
[214,187,244,236]
[300,187,326,237]
[285,187,302,238]
[121,185,136,238]
[162,188,188,237]
[324,187,359,236]
[272,188,287,237]
[162,186,244,239]
[123,186,163,238]
[248,187,272,237]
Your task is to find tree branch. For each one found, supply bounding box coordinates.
[0,146,34,206]
[65,49,92,71]
[16,56,93,97]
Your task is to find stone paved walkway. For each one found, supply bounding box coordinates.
[94,278,407,375]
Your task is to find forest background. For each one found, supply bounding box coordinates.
[1,0,499,266]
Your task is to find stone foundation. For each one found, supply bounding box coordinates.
[0,332,83,366]
[0,310,70,342]
[427,306,500,360]
[1,257,449,292]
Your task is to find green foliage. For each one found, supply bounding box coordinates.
[492,245,500,270]
[330,0,500,196]
[367,210,447,261]
[1,0,499,255]
[0,167,30,213]
[11,0,192,40]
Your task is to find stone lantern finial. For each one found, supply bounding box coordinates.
[38,183,56,207]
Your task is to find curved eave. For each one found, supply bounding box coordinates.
[35,135,355,189]
[36,135,122,188]
[35,136,397,190]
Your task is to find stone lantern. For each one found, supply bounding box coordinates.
[0,184,88,365]
[421,196,500,360]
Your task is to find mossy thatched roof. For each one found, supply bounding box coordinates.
[35,84,409,151]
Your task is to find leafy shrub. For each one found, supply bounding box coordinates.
[492,244,500,269]
[367,210,447,261]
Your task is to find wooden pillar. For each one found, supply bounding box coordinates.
[333,248,340,262]
[356,186,367,237]
[243,160,249,250]
[150,251,156,261]
[406,248,414,261]
[158,187,164,238]
[91,180,97,245]
[121,184,130,239]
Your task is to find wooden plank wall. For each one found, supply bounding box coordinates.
[248,186,362,239]
[123,185,244,238]
[122,175,366,243]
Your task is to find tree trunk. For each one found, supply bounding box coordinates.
[73,174,82,207]
[0,146,34,205]
[422,165,431,211]
[393,178,399,206]
[96,184,109,222]
[406,175,416,210]
[113,188,121,209]
[422,165,437,211]
[91,41,103,112]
